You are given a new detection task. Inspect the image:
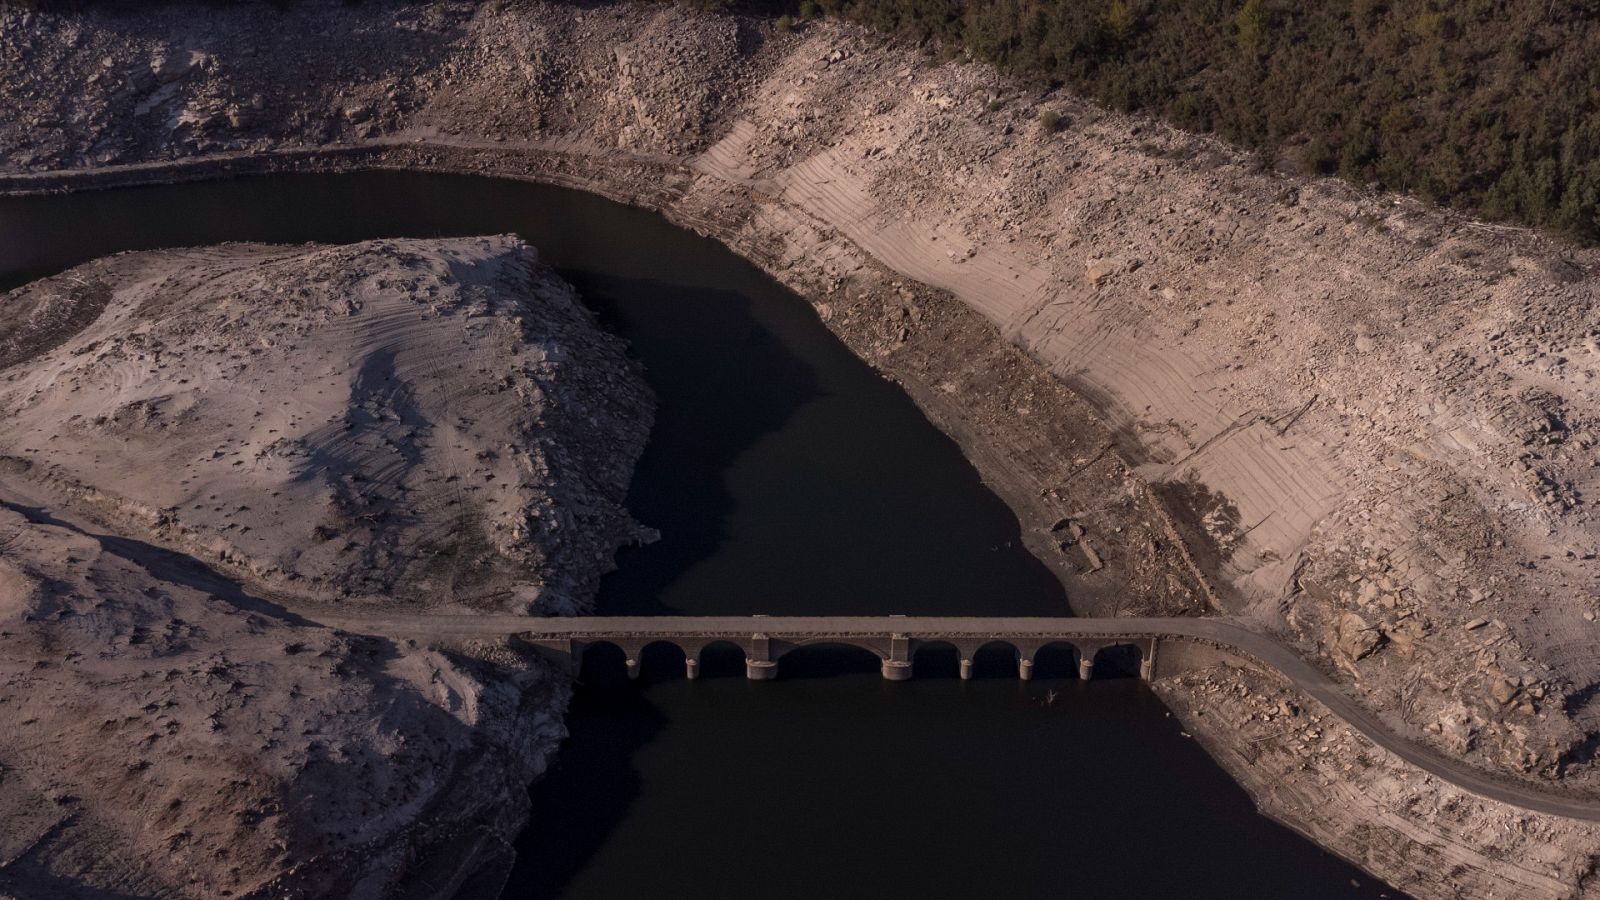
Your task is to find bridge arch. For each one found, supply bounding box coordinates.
[777,636,890,658]
[1092,642,1145,678]
[911,640,962,678]
[575,640,629,686]
[775,642,883,678]
[638,640,689,682]
[691,640,747,679]
[1030,641,1082,680]
[970,640,1023,679]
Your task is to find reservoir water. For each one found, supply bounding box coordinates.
[0,171,1397,898]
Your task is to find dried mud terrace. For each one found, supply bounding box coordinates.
[2,0,1600,896]
[0,236,653,898]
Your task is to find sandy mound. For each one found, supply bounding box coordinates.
[0,235,651,612]
[0,236,654,897]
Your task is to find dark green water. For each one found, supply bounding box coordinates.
[0,171,1397,899]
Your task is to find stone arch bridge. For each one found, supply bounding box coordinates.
[519,615,1187,682]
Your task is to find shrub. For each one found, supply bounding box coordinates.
[1103,0,1136,44]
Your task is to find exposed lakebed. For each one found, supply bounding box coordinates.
[0,171,1395,898]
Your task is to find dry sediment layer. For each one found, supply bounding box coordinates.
[0,237,653,898]
[2,1,1599,895]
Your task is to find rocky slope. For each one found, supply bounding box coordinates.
[0,235,650,613]
[1,0,1598,895]
[1154,664,1600,898]
[0,237,652,898]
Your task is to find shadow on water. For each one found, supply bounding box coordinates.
[563,270,824,617]
[506,646,668,900]
[568,258,1067,617]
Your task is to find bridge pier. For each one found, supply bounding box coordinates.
[746,633,778,681]
[959,658,973,680]
[1018,658,1033,681]
[882,633,913,681]
[626,658,640,680]
[685,657,699,680]
[1078,657,1094,681]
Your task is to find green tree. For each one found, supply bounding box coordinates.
[1103,0,1136,44]
[1235,0,1267,51]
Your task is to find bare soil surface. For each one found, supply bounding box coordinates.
[1155,665,1600,898]
[0,236,652,898]
[0,235,650,614]
[2,1,1599,896]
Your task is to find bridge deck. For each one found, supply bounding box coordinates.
[506,615,1204,638]
[332,614,1233,641]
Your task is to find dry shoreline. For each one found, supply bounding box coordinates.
[4,2,1600,895]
